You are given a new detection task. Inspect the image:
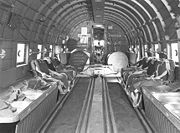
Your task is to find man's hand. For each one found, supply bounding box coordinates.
[154,76,160,80]
[42,73,51,78]
[58,80,65,86]
[50,72,54,77]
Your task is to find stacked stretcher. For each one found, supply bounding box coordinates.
[143,88,180,133]
[0,77,58,133]
[121,56,180,132]
[0,50,89,133]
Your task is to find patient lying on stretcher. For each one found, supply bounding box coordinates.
[32,59,70,94]
[0,77,50,113]
[131,58,173,107]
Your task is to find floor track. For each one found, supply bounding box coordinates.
[40,76,153,133]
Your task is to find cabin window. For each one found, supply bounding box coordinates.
[37,45,42,59]
[171,43,179,63]
[54,45,61,54]
[49,45,53,57]
[16,43,28,66]
[144,45,148,57]
[154,44,159,58]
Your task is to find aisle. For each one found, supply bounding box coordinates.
[107,82,146,133]
[75,76,118,133]
[87,77,104,132]
[45,77,90,133]
[43,76,147,133]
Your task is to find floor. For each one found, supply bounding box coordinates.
[107,82,146,133]
[45,78,90,133]
[44,77,146,133]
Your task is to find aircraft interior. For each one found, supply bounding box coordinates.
[0,0,180,133]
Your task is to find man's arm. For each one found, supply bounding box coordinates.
[34,61,51,78]
[49,69,65,77]
[154,70,168,80]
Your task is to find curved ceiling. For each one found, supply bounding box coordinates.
[0,0,180,45]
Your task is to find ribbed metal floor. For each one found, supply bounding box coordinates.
[44,77,90,133]
[42,77,148,133]
[107,82,146,133]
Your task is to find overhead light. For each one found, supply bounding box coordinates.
[94,24,104,28]
[95,0,102,2]
[96,7,101,10]
[108,25,113,29]
[96,15,102,17]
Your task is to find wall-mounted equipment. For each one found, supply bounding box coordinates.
[93,26,104,40]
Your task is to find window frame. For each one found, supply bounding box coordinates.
[16,43,29,67]
[154,43,159,58]
[37,44,42,59]
[171,42,179,65]
[49,45,53,57]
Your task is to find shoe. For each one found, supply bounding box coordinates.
[60,91,66,95]
[62,89,68,94]
[70,80,75,88]
[9,104,17,112]
[132,92,142,108]
[59,88,66,94]
[59,86,69,94]
[66,86,71,92]
[58,84,66,94]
